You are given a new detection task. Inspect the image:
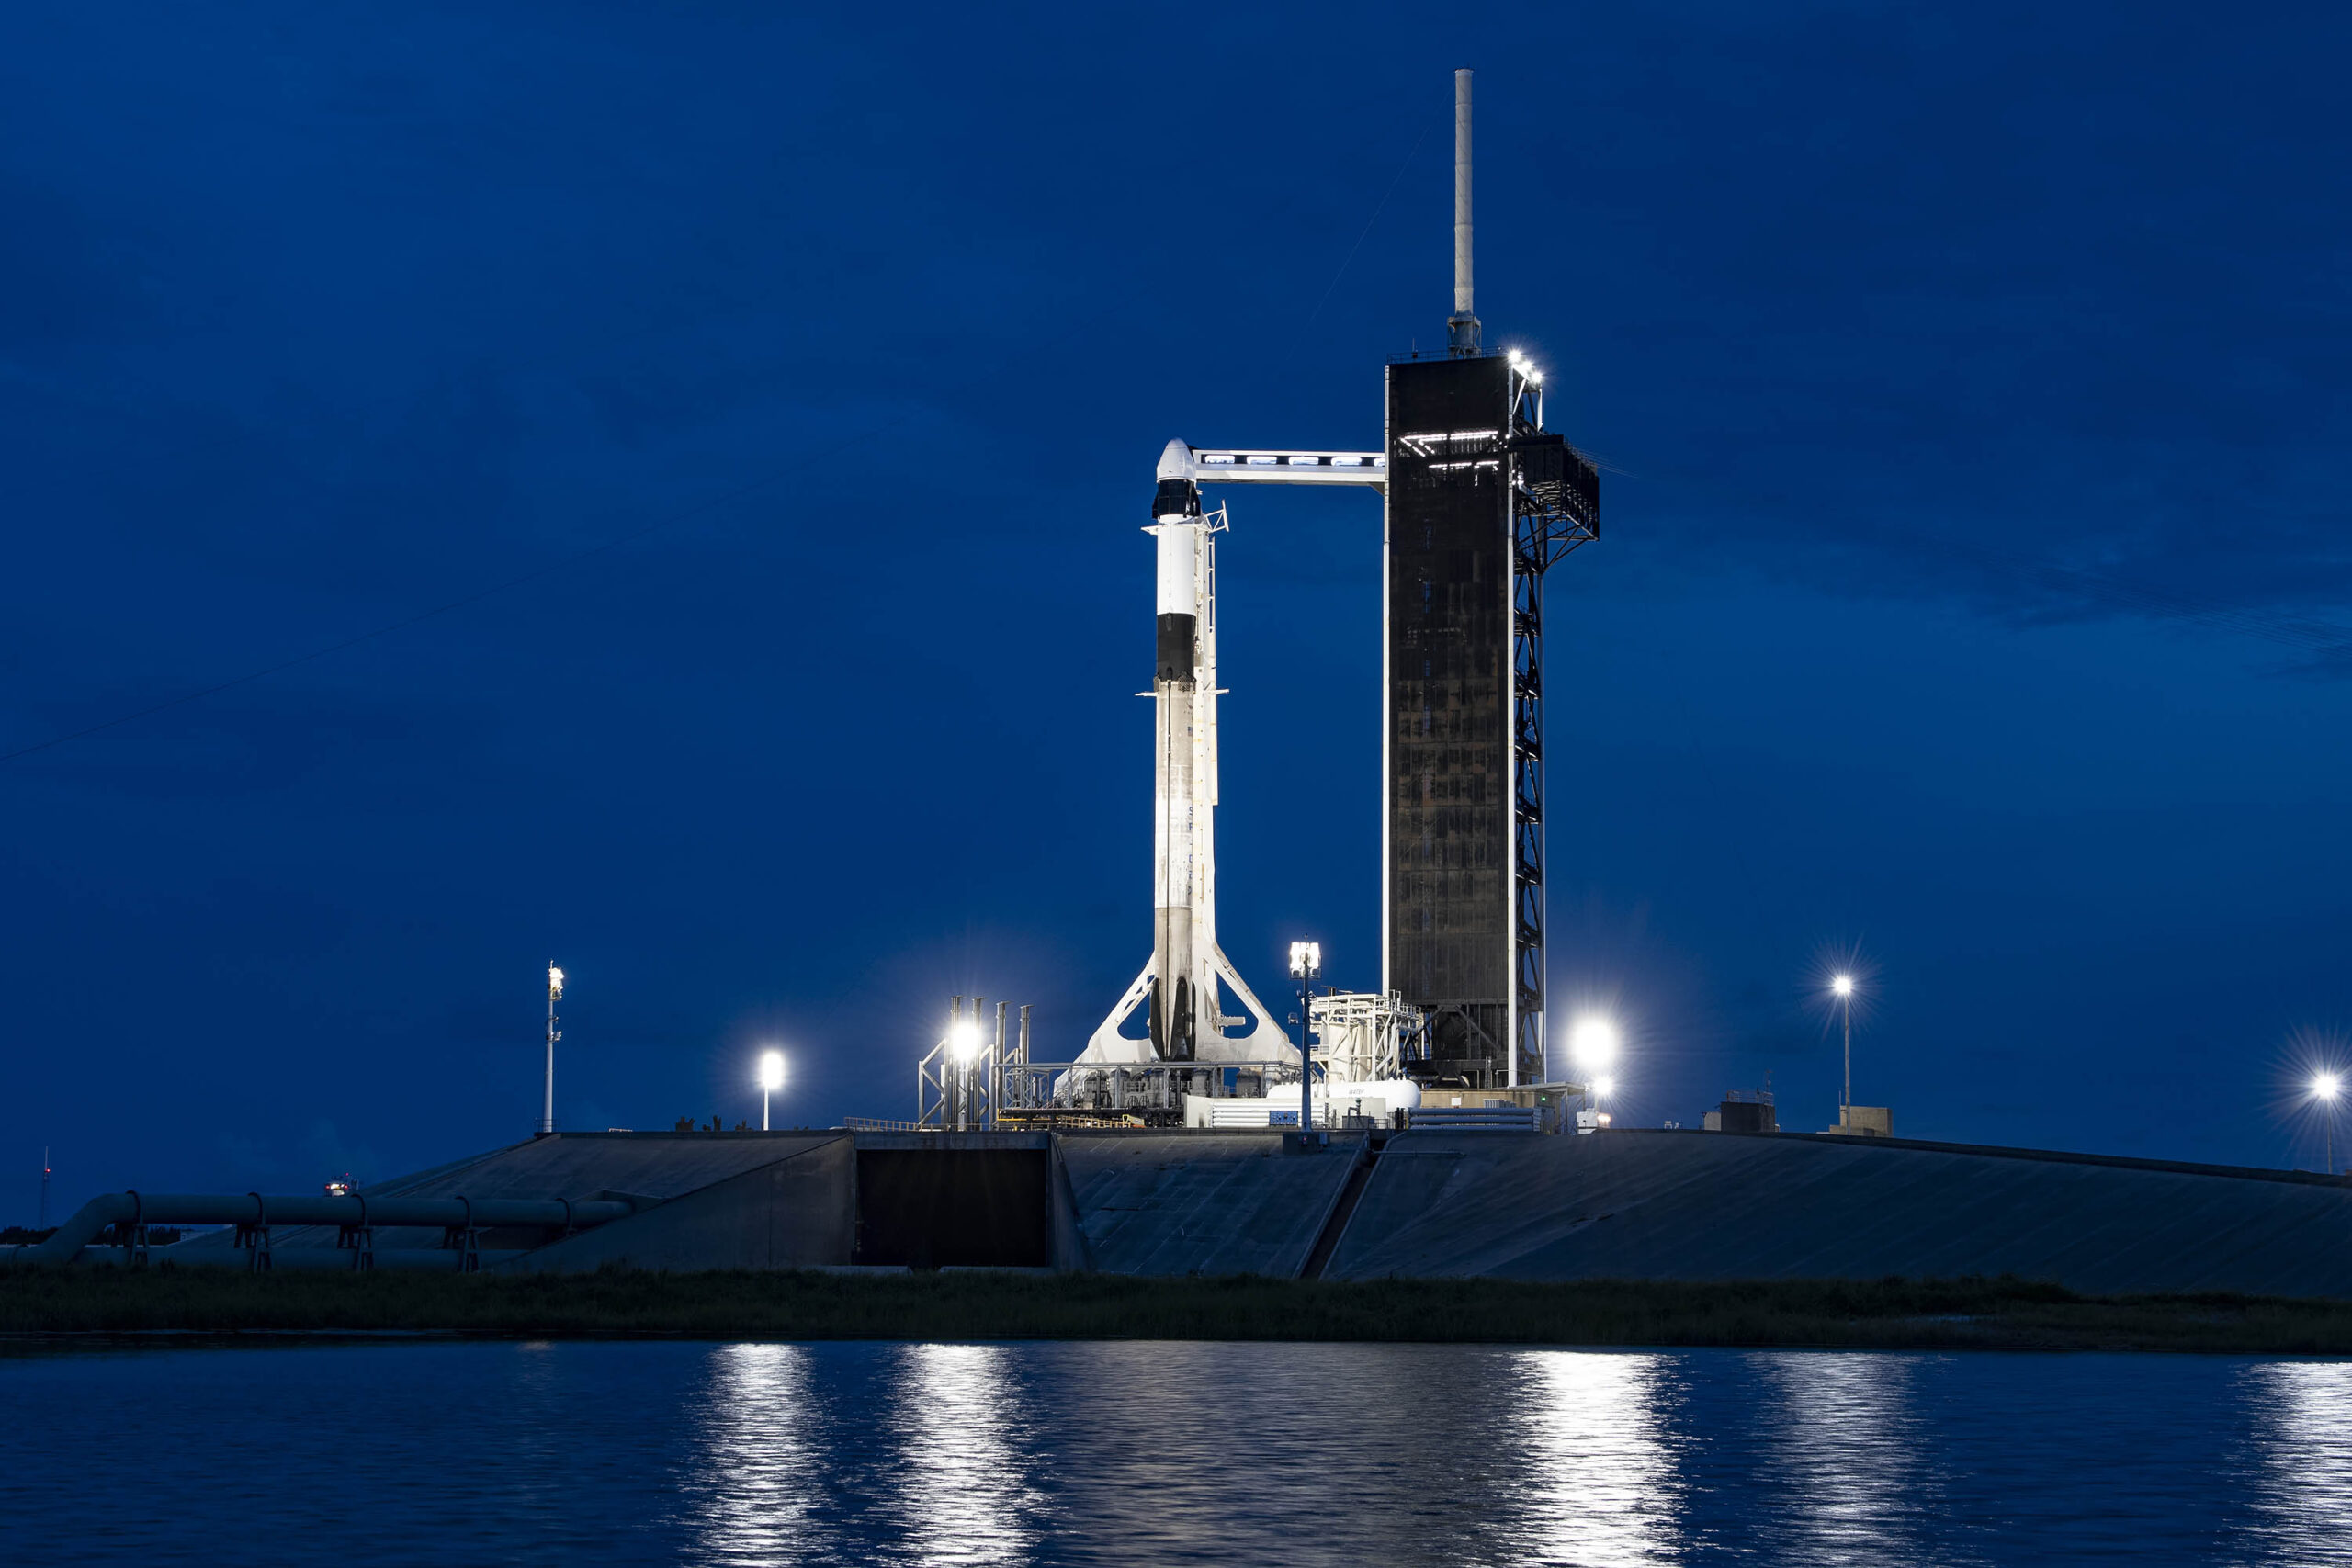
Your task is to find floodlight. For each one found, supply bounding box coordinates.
[1832,974,1854,998]
[1527,370,1543,385]
[1568,1015,1619,1070]
[548,964,564,998]
[758,1050,785,1092]
[2314,1072,2342,1102]
[1289,942,1321,977]
[950,1020,983,1062]
[1592,1076,1616,1098]
[1508,349,1524,365]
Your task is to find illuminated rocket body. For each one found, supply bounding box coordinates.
[1080,442,1285,1066]
[1149,462,1205,1057]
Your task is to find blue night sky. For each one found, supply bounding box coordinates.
[6,3,2350,1208]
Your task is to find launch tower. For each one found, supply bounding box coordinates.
[1066,67,1598,1110]
[1384,70,1600,1089]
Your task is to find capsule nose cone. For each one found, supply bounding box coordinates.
[1156,439,1194,483]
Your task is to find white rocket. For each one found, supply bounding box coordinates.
[1077,441,1387,1069]
[1146,448,1208,1057]
[1080,441,1286,1066]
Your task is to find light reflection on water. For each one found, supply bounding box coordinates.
[1507,1351,1680,1566]
[4,1339,2350,1564]
[2242,1361,2352,1566]
[1760,1353,1954,1568]
[683,1343,832,1563]
[888,1344,1035,1566]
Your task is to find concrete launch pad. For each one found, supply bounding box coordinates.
[71,1127,2352,1298]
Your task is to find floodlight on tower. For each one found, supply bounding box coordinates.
[945,1018,988,1132]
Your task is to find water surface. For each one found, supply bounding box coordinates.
[2,1339,2342,1564]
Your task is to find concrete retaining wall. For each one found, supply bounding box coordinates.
[501,1136,856,1272]
[139,1126,2352,1293]
[1325,1128,2352,1296]
[1059,1132,1363,1278]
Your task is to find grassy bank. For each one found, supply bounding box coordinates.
[6,1267,2352,1352]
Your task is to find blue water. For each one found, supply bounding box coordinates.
[2,1340,2346,1564]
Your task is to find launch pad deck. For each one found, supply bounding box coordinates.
[78,1127,2352,1299]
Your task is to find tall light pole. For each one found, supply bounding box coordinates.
[1832,974,1855,1124]
[2314,1071,2343,1175]
[542,964,564,1136]
[759,1050,785,1132]
[1289,941,1320,1134]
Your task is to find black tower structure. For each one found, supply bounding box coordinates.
[1385,70,1600,1089]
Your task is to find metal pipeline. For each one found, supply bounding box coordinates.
[38,1245,537,1271]
[2,1191,639,1267]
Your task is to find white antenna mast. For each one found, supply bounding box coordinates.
[1447,67,1479,356]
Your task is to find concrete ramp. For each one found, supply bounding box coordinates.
[373,1132,842,1203]
[1326,1129,2352,1296]
[498,1137,854,1272]
[1061,1133,1363,1277]
[170,1132,847,1260]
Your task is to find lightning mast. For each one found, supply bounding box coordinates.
[1448,66,1479,357]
